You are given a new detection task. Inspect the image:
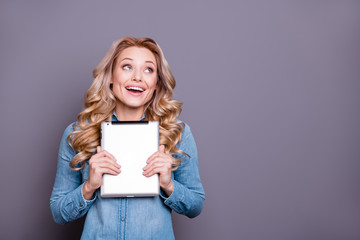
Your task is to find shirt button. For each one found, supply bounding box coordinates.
[121,217,125,222]
[168,201,172,205]
[80,203,83,207]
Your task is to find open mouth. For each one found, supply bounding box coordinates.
[125,86,145,93]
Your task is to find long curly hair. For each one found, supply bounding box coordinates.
[68,36,185,171]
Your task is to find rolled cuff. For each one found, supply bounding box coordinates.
[160,180,185,212]
[78,182,97,211]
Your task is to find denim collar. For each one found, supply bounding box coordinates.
[112,111,146,121]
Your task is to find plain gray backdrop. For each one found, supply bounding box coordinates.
[1,1,360,239]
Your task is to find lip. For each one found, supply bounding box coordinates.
[125,84,146,96]
[125,84,146,91]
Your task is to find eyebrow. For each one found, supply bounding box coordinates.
[145,60,156,66]
[119,57,132,62]
[119,58,156,66]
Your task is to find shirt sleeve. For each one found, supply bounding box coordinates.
[50,123,96,225]
[159,123,205,218]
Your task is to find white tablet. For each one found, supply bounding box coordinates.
[100,121,160,197]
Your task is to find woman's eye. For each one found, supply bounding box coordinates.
[122,65,132,70]
[145,67,153,73]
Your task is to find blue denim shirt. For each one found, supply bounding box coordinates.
[50,114,205,240]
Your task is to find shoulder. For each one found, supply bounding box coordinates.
[176,121,197,158]
[61,121,82,141]
[58,122,78,160]
[63,122,76,136]
[179,121,193,141]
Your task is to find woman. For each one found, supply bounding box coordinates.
[50,37,205,239]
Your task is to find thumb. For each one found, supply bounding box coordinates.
[97,146,101,153]
[159,145,165,153]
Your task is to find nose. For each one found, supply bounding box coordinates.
[132,69,142,82]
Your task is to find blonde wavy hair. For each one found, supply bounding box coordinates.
[68,36,185,171]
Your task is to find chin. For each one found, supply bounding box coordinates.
[122,101,147,109]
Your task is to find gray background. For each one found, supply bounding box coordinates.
[1,1,360,239]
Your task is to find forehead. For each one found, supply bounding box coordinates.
[118,46,156,64]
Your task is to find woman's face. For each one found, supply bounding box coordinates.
[111,46,158,113]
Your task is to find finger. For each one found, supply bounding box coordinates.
[91,153,120,166]
[146,151,160,164]
[91,165,121,178]
[101,150,117,162]
[96,166,121,176]
[146,145,165,163]
[143,161,171,175]
[94,149,117,163]
[91,158,121,171]
[143,166,169,177]
[90,147,104,162]
[100,162,121,173]
[143,157,168,170]
[146,150,170,164]
[91,155,119,165]
[97,158,121,170]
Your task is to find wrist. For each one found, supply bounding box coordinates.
[162,180,174,197]
[83,181,95,200]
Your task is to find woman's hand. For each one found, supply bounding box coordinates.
[143,145,175,197]
[82,146,121,200]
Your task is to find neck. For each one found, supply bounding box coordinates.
[115,104,144,121]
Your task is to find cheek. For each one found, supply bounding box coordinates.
[146,83,157,97]
[149,75,158,90]
[113,72,129,85]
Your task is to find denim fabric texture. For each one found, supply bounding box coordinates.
[50,113,205,240]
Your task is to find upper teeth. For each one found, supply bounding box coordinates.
[126,86,144,92]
